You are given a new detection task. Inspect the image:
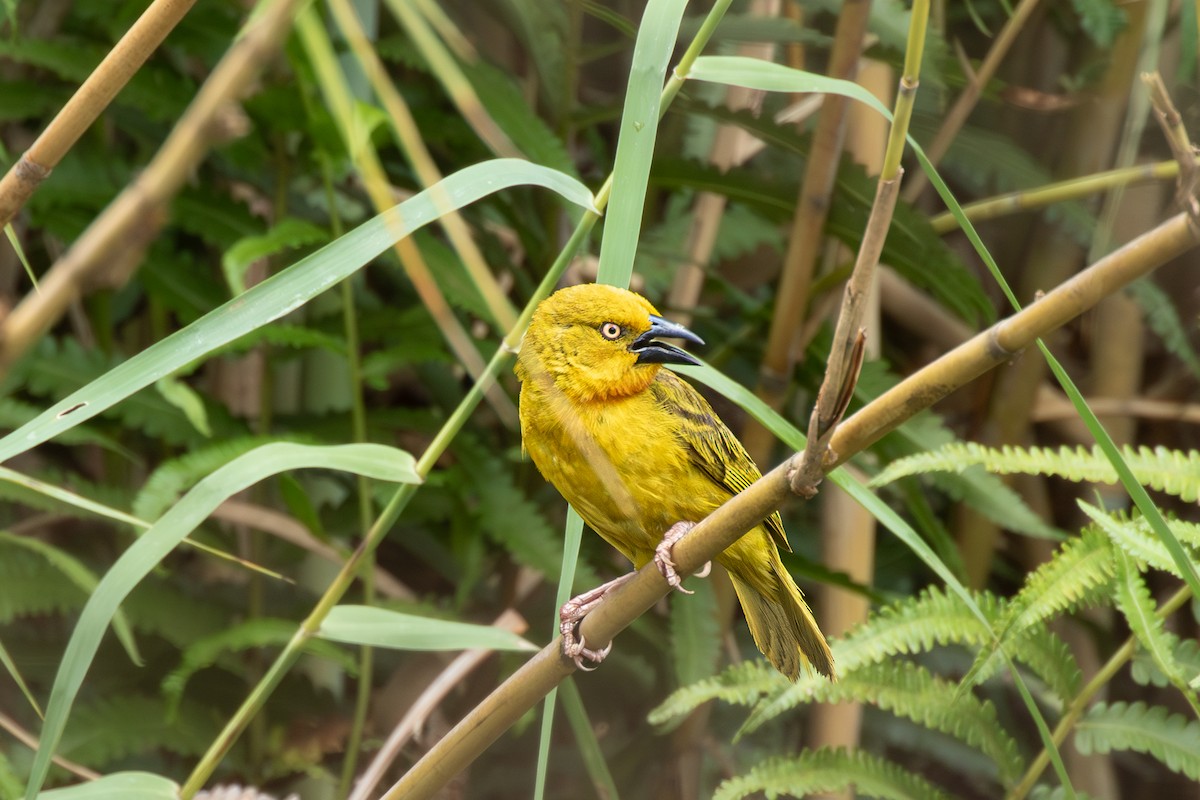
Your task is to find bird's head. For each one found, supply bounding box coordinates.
[516,283,704,402]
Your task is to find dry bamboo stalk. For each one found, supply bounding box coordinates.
[327,0,519,333]
[743,0,874,465]
[807,58,891,784]
[347,609,528,800]
[955,2,1150,586]
[667,0,778,327]
[295,9,517,425]
[0,0,304,374]
[0,0,198,228]
[387,209,1200,800]
[901,0,1044,201]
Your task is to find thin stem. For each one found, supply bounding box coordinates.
[1007,584,1193,800]
[928,157,1199,233]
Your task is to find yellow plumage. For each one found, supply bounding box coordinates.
[515,283,834,680]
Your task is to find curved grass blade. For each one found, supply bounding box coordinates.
[25,443,419,800]
[37,772,178,800]
[0,160,596,464]
[318,605,536,652]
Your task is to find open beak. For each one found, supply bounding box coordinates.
[630,315,705,366]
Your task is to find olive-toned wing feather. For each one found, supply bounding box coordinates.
[652,371,792,553]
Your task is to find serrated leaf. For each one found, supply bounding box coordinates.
[26,443,419,799]
[1076,701,1200,779]
[714,747,953,800]
[222,217,329,294]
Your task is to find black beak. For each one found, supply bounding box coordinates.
[630,315,705,366]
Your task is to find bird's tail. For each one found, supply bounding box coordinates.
[727,554,835,681]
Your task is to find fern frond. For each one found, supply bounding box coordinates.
[132,436,299,521]
[713,747,953,800]
[1111,549,1198,712]
[59,693,216,768]
[1133,637,1200,689]
[741,661,1025,783]
[1075,701,1200,780]
[0,543,87,622]
[873,443,1200,502]
[966,528,1114,687]
[1080,501,1200,577]
[856,366,1059,541]
[647,660,785,728]
[748,586,999,731]
[163,618,357,715]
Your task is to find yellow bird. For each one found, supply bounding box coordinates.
[515,283,834,680]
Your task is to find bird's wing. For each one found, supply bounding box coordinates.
[654,372,792,554]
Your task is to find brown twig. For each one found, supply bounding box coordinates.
[1142,71,1200,221]
[0,0,198,229]
[742,0,873,465]
[350,609,529,800]
[0,0,305,375]
[0,709,100,781]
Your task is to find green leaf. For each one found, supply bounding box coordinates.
[0,635,41,718]
[0,531,141,667]
[153,376,212,438]
[1111,548,1198,711]
[222,216,329,294]
[1070,0,1127,46]
[317,605,536,651]
[37,772,179,800]
[595,0,687,288]
[25,443,420,800]
[1075,701,1200,780]
[714,747,953,800]
[0,159,596,464]
[163,618,358,714]
[670,575,720,686]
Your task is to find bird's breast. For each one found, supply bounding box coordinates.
[520,384,703,564]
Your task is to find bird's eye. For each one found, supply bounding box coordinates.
[599,322,622,340]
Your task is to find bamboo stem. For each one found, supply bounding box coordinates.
[928,157,1200,233]
[1007,585,1193,800]
[743,0,874,465]
[0,0,198,228]
[385,207,1200,800]
[0,0,303,375]
[327,0,519,332]
[901,0,1044,201]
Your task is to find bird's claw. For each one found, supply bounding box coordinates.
[558,574,633,671]
[654,521,711,595]
[561,625,613,671]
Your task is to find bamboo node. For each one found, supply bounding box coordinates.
[15,152,51,184]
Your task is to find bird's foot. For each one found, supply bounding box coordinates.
[654,521,711,596]
[559,574,633,670]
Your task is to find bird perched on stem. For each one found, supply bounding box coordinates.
[515,283,834,681]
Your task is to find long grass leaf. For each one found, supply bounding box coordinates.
[0,160,595,464]
[25,443,419,799]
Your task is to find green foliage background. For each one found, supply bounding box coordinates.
[1,1,1198,799]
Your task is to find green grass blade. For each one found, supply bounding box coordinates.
[25,443,419,800]
[0,635,41,718]
[560,677,622,800]
[317,605,536,652]
[595,0,687,288]
[0,160,595,464]
[37,772,179,800]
